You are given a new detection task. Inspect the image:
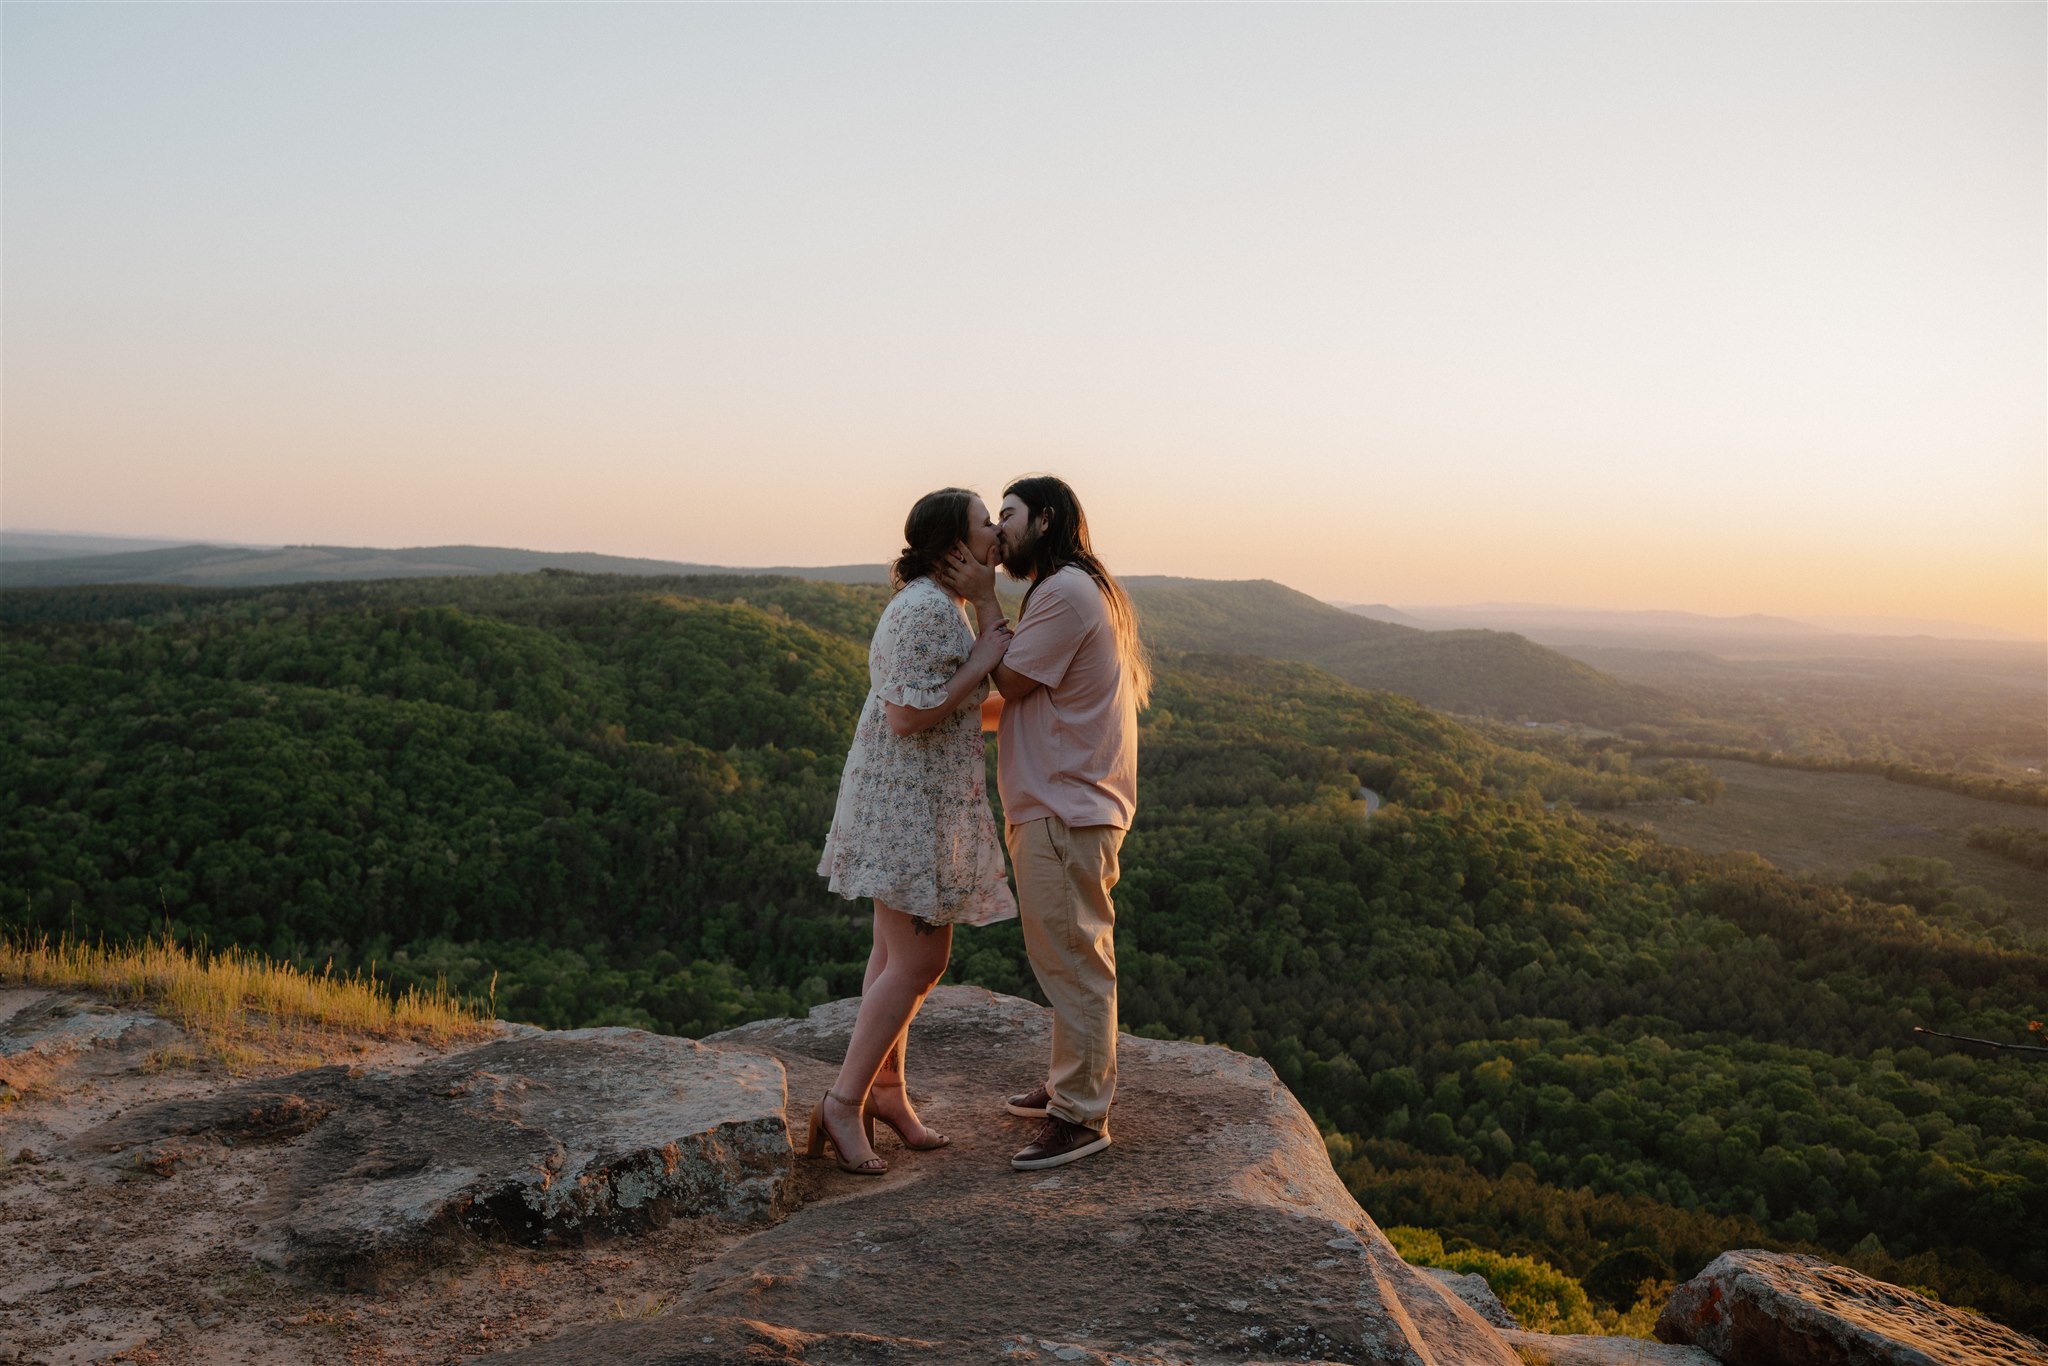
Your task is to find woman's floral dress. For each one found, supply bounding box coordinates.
[817,575,1017,926]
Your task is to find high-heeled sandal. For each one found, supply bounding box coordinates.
[805,1089,888,1174]
[866,1079,950,1151]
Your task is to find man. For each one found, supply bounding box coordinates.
[949,474,1149,1170]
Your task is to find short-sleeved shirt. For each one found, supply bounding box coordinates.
[997,565,1139,830]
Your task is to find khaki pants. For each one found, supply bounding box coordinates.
[1006,815,1123,1135]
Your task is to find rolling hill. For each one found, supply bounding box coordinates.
[1128,577,1672,725]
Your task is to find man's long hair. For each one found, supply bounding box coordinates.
[1004,474,1152,709]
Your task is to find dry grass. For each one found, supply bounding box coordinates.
[0,931,496,1071]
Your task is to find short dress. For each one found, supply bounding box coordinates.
[817,576,1017,927]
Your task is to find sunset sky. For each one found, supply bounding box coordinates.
[4,4,2042,636]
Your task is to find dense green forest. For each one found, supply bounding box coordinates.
[3,573,2043,1334]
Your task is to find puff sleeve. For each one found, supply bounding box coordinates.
[871,583,971,712]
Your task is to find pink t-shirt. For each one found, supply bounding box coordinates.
[996,565,1139,830]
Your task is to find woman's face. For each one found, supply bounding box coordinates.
[962,495,1000,565]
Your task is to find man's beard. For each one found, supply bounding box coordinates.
[999,526,1039,580]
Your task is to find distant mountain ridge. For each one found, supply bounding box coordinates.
[0,531,237,563]
[1331,602,1428,628]
[0,540,890,589]
[1387,601,2035,645]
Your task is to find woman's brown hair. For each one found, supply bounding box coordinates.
[890,487,976,590]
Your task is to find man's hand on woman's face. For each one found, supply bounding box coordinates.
[934,543,996,601]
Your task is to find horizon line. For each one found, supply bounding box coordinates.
[4,526,2041,644]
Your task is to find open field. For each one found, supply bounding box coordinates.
[1607,760,2048,916]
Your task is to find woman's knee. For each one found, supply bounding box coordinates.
[902,938,952,993]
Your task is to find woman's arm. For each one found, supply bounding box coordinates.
[884,623,1011,737]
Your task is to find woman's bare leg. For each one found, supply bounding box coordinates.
[822,904,952,1164]
[862,932,911,1082]
[863,928,944,1144]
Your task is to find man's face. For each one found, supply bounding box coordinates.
[995,494,1043,579]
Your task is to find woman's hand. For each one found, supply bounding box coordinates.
[966,619,1011,679]
[884,619,1010,738]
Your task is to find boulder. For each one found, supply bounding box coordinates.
[1424,1267,1519,1328]
[492,986,1523,1365]
[1655,1249,2048,1366]
[88,1027,793,1289]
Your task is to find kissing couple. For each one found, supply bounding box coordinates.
[811,474,1150,1174]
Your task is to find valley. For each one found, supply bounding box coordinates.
[2,568,2042,1336]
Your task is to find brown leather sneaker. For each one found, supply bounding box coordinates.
[1011,1116,1111,1171]
[1004,1083,1051,1118]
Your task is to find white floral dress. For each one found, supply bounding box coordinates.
[817,576,1017,927]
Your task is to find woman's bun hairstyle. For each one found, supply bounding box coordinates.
[891,487,975,590]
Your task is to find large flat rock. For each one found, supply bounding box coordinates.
[87,1027,793,1288]
[1655,1249,2048,1366]
[492,987,1522,1365]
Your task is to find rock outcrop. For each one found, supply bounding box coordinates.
[493,987,1523,1365]
[9,983,2042,1366]
[87,1027,793,1288]
[1655,1249,2048,1366]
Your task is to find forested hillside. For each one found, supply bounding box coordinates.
[3,572,2042,1334]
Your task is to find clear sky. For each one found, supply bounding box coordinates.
[4,4,2042,636]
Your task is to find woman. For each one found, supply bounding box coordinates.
[809,488,1017,1174]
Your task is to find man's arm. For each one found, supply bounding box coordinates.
[991,660,1043,701]
[991,574,1080,701]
